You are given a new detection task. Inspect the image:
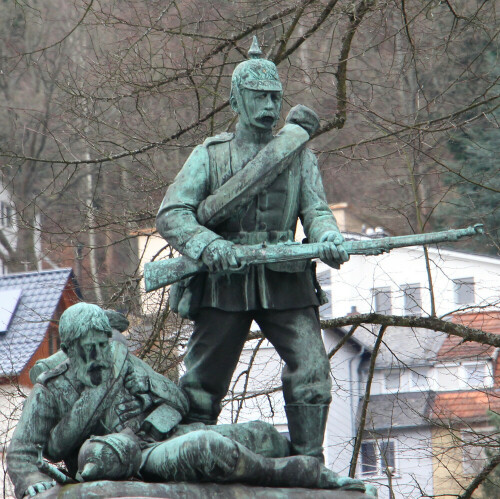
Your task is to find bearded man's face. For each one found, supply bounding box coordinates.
[69,329,112,387]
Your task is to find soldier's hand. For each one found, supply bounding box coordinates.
[202,239,239,272]
[116,398,144,423]
[24,480,56,497]
[285,104,320,136]
[125,366,149,394]
[319,231,349,267]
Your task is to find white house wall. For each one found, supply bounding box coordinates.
[317,246,500,318]
[0,385,29,499]
[137,232,178,316]
[218,338,287,427]
[362,428,434,499]
[323,329,366,474]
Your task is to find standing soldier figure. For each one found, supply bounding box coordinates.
[156,37,348,463]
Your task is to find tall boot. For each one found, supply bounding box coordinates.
[227,443,366,492]
[227,442,321,488]
[285,403,329,463]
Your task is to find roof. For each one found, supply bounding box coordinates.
[431,390,500,423]
[353,326,447,369]
[0,268,75,376]
[451,311,500,332]
[323,326,373,353]
[436,312,500,361]
[361,391,437,431]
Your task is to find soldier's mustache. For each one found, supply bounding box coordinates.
[256,111,278,120]
[87,360,110,372]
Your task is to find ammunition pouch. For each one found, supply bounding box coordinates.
[169,275,205,320]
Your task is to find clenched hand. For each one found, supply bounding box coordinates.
[201,239,239,272]
[318,231,349,268]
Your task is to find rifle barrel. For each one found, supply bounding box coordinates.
[143,224,483,292]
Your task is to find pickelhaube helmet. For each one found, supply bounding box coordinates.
[231,36,282,95]
[77,431,142,481]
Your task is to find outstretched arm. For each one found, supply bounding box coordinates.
[7,386,59,499]
[299,149,348,268]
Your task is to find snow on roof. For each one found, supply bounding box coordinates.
[351,326,447,369]
[0,268,74,377]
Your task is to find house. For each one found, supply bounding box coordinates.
[429,311,500,499]
[353,326,443,499]
[319,239,500,499]
[0,268,80,385]
[219,238,500,498]
[355,312,500,499]
[0,268,80,498]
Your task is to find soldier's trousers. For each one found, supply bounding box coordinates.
[142,421,291,482]
[179,306,332,424]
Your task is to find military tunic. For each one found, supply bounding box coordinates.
[157,133,339,315]
[7,345,188,499]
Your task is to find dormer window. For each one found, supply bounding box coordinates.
[462,362,491,388]
[373,287,391,315]
[383,367,429,393]
[453,278,475,305]
[402,284,422,316]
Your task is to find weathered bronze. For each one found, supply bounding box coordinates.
[6,303,374,498]
[155,37,349,470]
[145,224,484,291]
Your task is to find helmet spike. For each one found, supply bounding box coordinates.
[248,36,263,59]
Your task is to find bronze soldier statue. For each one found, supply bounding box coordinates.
[7,303,371,498]
[156,37,348,463]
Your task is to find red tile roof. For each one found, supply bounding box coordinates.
[452,311,500,333]
[431,390,500,422]
[436,312,500,361]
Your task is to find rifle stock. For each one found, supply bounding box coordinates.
[144,224,483,292]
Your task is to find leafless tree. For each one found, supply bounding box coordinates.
[1,1,499,497]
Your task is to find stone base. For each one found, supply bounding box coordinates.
[38,481,374,498]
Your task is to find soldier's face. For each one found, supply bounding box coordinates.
[239,89,282,130]
[71,329,112,387]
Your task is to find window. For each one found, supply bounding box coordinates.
[373,287,391,315]
[384,370,401,391]
[360,440,396,476]
[383,367,429,393]
[462,362,490,388]
[409,367,429,391]
[453,278,475,305]
[0,201,14,229]
[403,284,422,316]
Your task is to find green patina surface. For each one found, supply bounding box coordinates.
[36,481,377,499]
[145,224,484,291]
[8,38,379,499]
[7,303,374,498]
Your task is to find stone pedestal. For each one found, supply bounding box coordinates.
[38,481,374,498]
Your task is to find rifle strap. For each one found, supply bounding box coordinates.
[197,123,309,228]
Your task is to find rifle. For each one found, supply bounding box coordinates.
[144,224,484,292]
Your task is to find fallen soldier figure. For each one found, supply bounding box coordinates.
[7,303,376,498]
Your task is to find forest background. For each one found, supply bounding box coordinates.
[0,1,499,497]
